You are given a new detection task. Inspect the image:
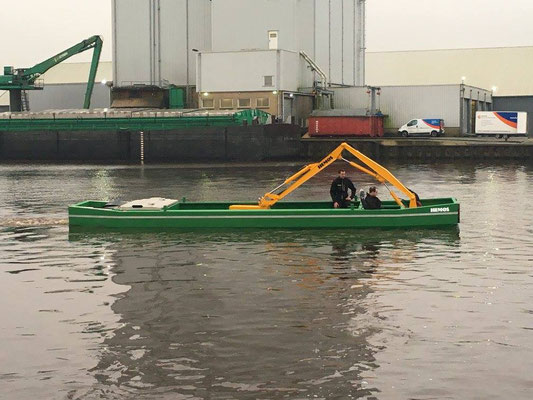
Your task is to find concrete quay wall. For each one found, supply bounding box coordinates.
[0,125,303,162]
[302,138,533,160]
[1,126,532,162]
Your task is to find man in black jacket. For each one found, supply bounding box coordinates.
[330,169,356,208]
[363,186,382,209]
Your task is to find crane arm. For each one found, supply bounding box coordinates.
[0,35,103,110]
[230,142,418,210]
[339,143,418,208]
[21,36,103,83]
[83,37,103,109]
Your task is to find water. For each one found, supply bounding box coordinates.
[1,161,532,399]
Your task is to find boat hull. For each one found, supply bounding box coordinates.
[68,199,460,230]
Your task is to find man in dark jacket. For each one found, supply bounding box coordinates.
[362,186,382,209]
[330,169,356,208]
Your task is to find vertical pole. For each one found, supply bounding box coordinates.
[112,0,118,86]
[328,0,331,86]
[460,85,466,135]
[313,0,317,86]
[157,0,162,87]
[355,0,366,86]
[185,0,190,108]
[341,0,344,84]
[9,90,23,112]
[149,0,153,85]
[140,131,145,164]
[353,0,356,86]
[153,0,157,85]
[361,0,366,85]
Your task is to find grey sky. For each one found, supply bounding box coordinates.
[1,0,532,67]
[367,0,533,52]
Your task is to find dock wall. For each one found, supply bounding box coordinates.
[1,126,532,162]
[301,138,533,160]
[0,124,304,162]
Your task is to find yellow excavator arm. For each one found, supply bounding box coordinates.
[230,142,418,210]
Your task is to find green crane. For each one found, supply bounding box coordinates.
[0,35,103,112]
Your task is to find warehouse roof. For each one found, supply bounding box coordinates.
[366,46,533,96]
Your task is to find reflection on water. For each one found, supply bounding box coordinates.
[1,161,533,399]
[63,229,459,399]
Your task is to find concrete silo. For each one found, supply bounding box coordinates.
[111,0,211,106]
[211,0,366,86]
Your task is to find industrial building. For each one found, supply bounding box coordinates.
[493,96,533,137]
[3,0,531,136]
[110,0,365,120]
[366,46,533,96]
[332,85,492,135]
[112,0,211,103]
[4,44,533,112]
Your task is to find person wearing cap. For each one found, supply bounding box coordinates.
[330,169,356,208]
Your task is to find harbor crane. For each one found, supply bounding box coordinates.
[0,35,103,111]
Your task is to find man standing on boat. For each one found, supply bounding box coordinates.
[330,169,356,208]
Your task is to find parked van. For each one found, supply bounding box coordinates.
[399,119,444,137]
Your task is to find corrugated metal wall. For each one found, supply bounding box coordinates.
[112,0,151,86]
[380,85,461,128]
[332,86,370,110]
[28,84,111,111]
[314,0,364,85]
[493,96,533,134]
[112,0,211,87]
[332,85,462,129]
[211,0,365,87]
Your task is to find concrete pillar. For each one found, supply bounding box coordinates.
[9,90,22,112]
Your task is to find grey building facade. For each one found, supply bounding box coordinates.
[492,96,533,135]
[211,0,366,86]
[27,84,111,112]
[112,0,366,89]
[332,84,492,135]
[112,0,212,88]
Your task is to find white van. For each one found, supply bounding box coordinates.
[399,119,444,137]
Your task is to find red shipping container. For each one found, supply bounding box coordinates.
[309,115,384,137]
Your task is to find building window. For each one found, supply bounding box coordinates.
[220,98,234,109]
[238,98,251,108]
[201,98,214,109]
[256,97,270,108]
[263,75,273,87]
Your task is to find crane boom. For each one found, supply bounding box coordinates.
[0,35,103,111]
[230,142,418,210]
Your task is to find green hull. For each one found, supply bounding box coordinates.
[69,198,460,230]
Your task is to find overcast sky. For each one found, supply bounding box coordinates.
[1,0,532,67]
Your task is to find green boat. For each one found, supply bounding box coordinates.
[68,143,460,229]
[69,198,459,229]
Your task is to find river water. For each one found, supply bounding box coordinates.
[0,161,532,400]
